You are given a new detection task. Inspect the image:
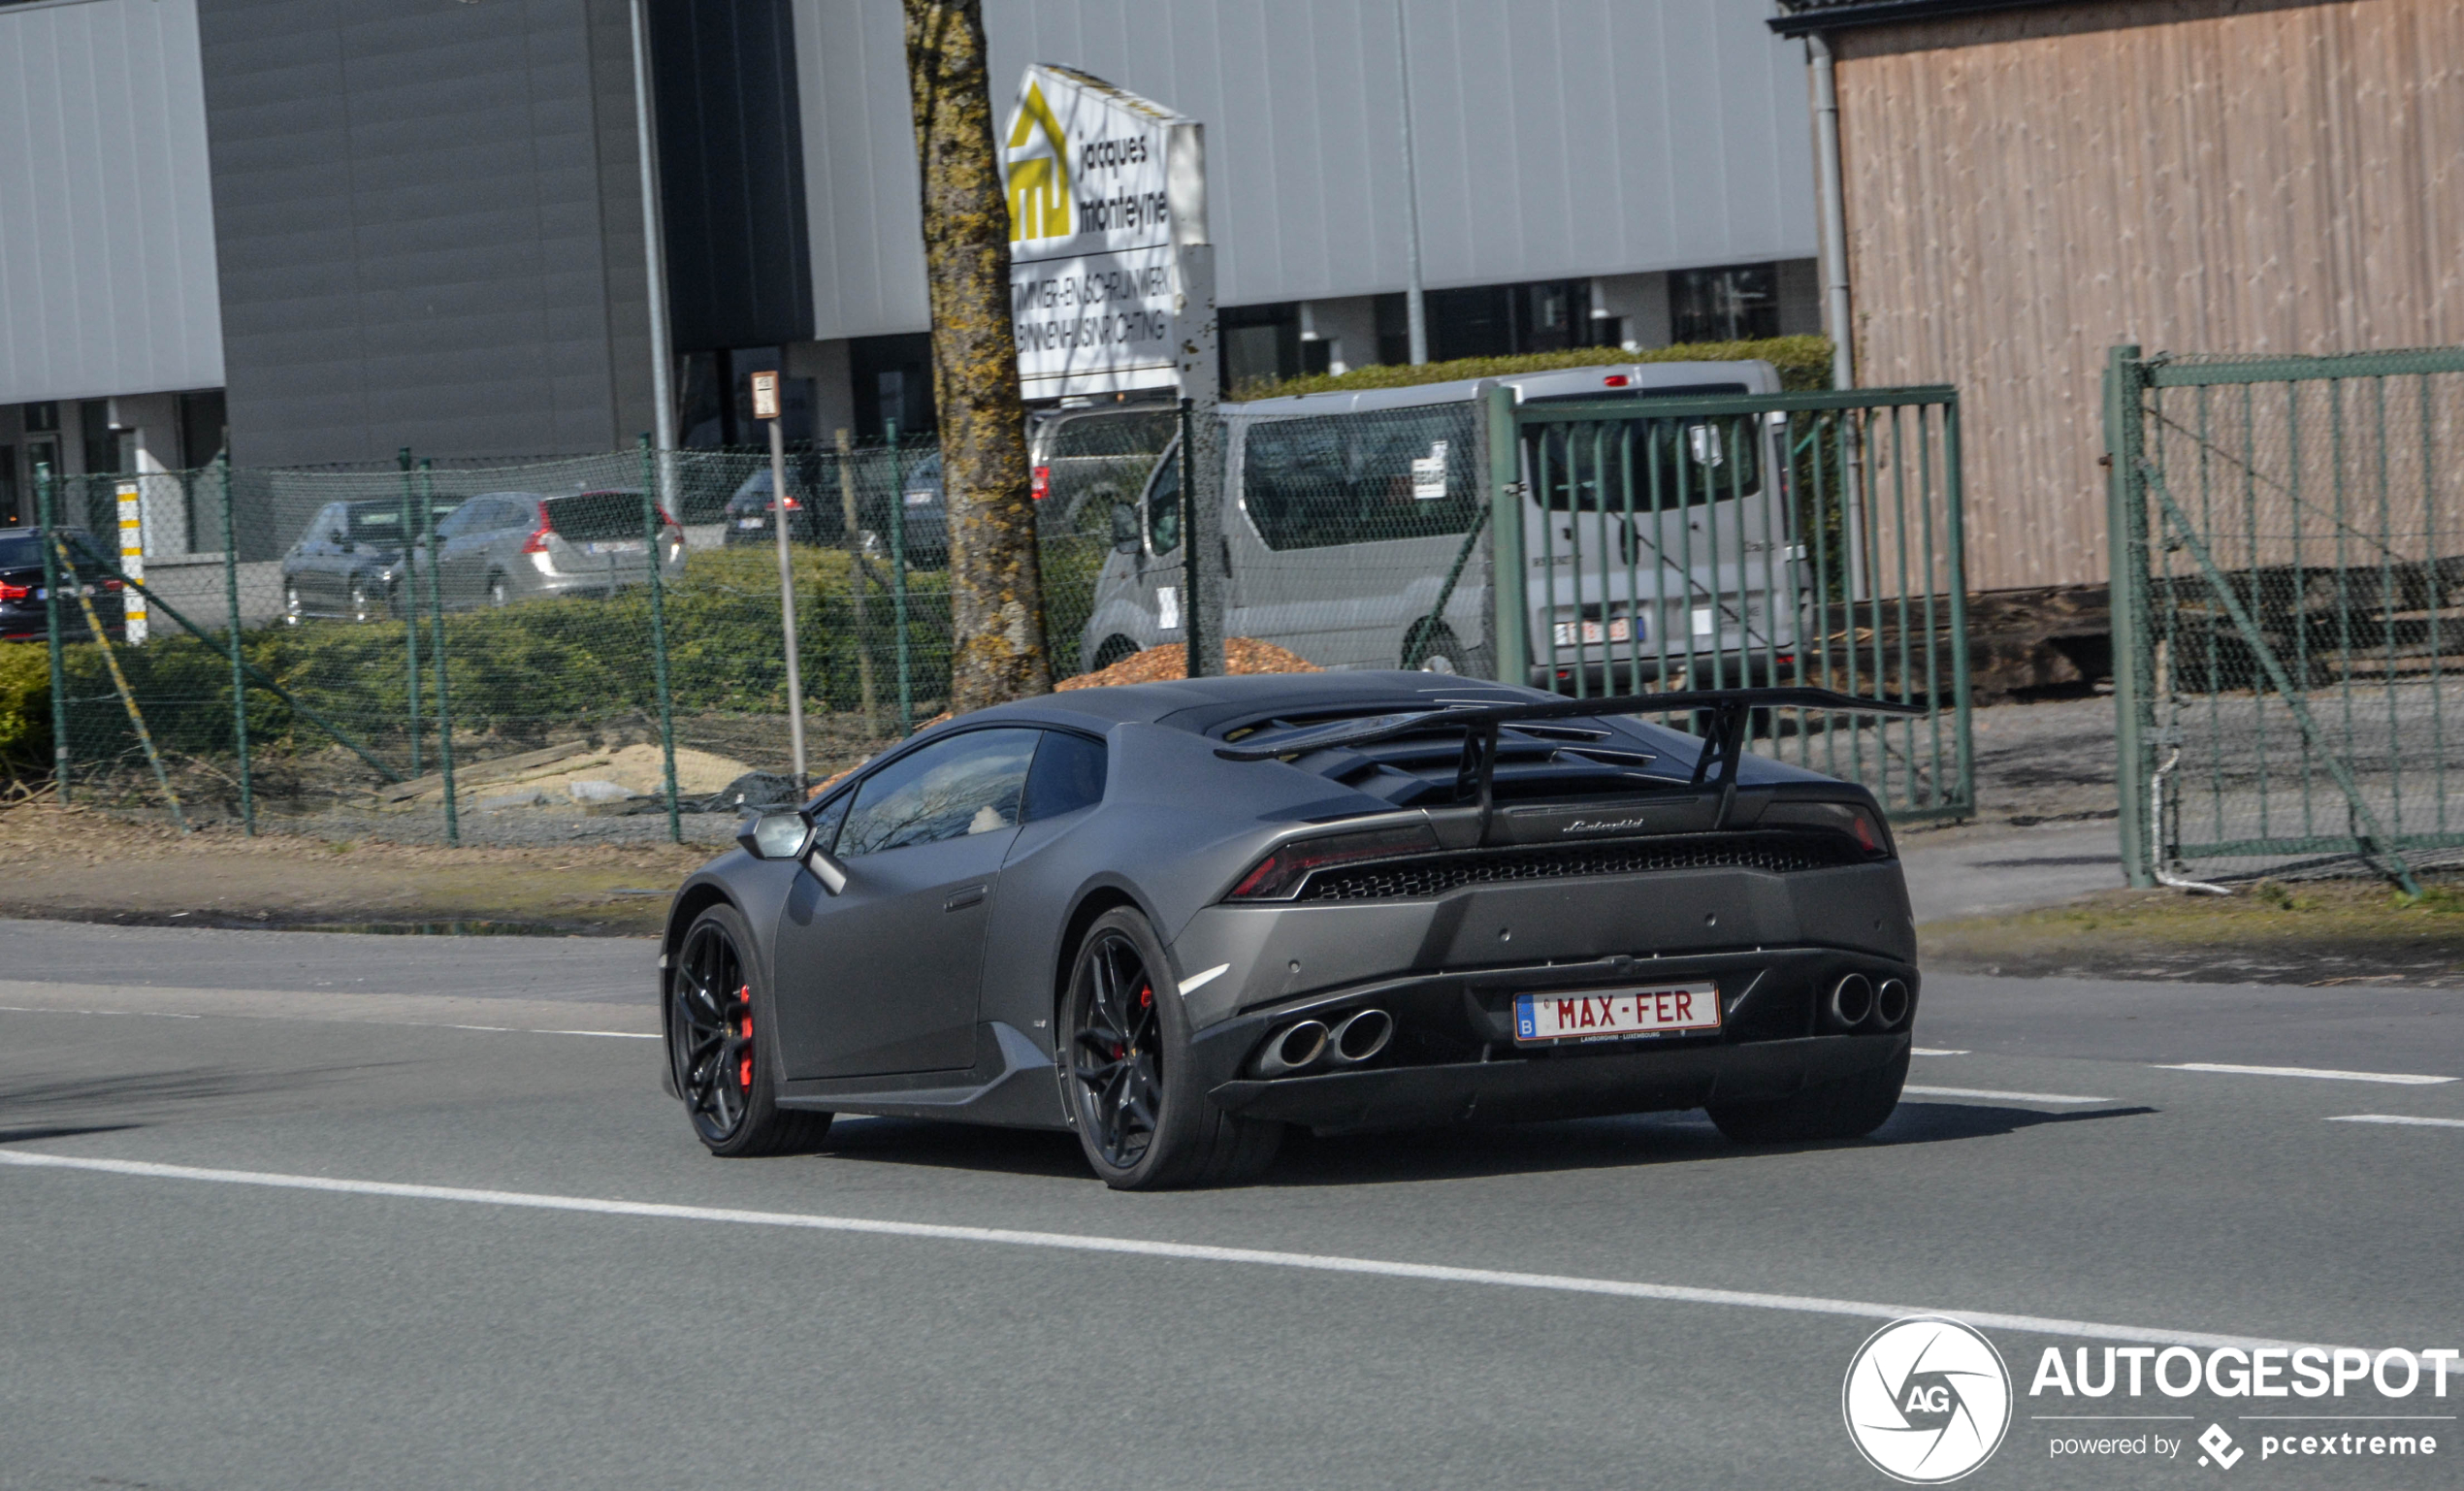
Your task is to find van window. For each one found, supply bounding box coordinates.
[1145,443,1181,553]
[1533,413,1761,513]
[1242,404,1479,551]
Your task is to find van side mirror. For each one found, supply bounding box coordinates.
[1110,502,1140,553]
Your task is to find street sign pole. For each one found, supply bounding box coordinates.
[756,370,808,795]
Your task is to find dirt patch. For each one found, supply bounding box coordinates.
[1922,877,2464,987]
[0,798,705,936]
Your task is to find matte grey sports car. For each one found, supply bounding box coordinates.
[659,672,1925,1188]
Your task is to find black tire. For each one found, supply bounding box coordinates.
[1059,907,1281,1189]
[1706,1048,1909,1144]
[487,572,509,608]
[666,903,833,1158]
[1403,621,1494,679]
[1090,634,1141,672]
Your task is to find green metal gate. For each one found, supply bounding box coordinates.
[2107,343,2464,891]
[1490,385,1974,821]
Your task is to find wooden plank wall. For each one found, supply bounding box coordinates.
[1834,0,2464,592]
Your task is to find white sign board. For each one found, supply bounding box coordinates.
[1003,65,1202,400]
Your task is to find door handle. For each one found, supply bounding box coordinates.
[943,885,987,912]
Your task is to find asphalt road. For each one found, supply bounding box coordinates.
[3,919,2459,1490]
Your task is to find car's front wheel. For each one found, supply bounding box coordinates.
[1706,1048,1909,1144]
[348,581,375,623]
[667,904,832,1157]
[1060,907,1281,1189]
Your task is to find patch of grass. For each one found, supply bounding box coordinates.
[1923,875,2464,986]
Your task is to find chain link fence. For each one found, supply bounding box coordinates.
[2110,344,2464,889]
[22,429,1164,845]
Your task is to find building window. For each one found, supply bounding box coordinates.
[1221,304,1300,394]
[1670,265,1779,343]
[178,391,228,468]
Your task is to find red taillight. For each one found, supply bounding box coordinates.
[0,581,28,601]
[521,502,552,554]
[1227,823,1440,900]
[768,497,801,512]
[1031,465,1051,501]
[1603,373,1630,387]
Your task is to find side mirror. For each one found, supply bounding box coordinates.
[735,812,849,895]
[1110,501,1140,553]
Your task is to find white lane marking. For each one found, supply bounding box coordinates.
[1911,1048,1968,1056]
[0,1006,648,1039]
[1903,1085,2111,1105]
[2157,1062,2454,1086]
[440,1024,656,1040]
[0,1149,2326,1352]
[1177,963,1230,996]
[0,1006,201,1019]
[2327,1114,2464,1129]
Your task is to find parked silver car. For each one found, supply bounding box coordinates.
[406,489,684,610]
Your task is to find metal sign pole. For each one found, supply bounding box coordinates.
[756,371,807,795]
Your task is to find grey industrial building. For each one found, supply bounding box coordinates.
[0,0,1823,535]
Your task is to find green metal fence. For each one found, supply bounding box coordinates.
[1495,386,1974,821]
[21,431,1159,846]
[2107,343,2464,890]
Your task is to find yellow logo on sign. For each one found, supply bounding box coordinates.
[1006,80,1071,243]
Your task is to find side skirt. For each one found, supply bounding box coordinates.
[777,1021,1071,1131]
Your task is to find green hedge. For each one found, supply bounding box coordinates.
[1230,335,1834,402]
[0,643,49,771]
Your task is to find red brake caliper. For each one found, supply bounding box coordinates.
[736,984,754,1090]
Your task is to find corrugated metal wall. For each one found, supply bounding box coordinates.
[195,0,659,467]
[1836,0,2464,593]
[0,0,225,405]
[794,0,1821,341]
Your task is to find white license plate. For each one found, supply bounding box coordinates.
[736,517,764,529]
[586,539,646,555]
[1514,983,1720,1044]
[1551,617,1635,647]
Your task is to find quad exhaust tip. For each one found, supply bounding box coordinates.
[1829,973,1875,1029]
[1326,1008,1394,1066]
[1253,1020,1330,1079]
[1252,1008,1394,1078]
[1874,977,1911,1029]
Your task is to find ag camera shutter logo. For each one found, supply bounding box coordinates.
[1843,1317,2013,1482]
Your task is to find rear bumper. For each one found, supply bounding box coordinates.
[1210,1031,1907,1130]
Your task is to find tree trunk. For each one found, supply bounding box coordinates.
[902,0,1050,711]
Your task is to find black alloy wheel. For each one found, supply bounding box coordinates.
[667,904,831,1157]
[1060,907,1281,1189]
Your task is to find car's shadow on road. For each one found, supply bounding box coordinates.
[805,1100,2158,1186]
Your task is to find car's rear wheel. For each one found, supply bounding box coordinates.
[487,572,509,608]
[1706,1048,1908,1144]
[667,904,832,1157]
[1060,907,1281,1189]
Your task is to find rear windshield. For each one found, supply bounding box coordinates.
[1046,409,1177,461]
[0,530,103,569]
[1531,410,1762,512]
[345,502,458,541]
[545,492,648,542]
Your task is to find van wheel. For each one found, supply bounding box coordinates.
[1091,634,1141,672]
[1404,622,1492,679]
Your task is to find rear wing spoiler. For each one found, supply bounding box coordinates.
[1216,687,1927,829]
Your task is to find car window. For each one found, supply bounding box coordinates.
[1049,409,1176,460]
[431,501,483,538]
[1531,411,1760,514]
[1145,441,1181,554]
[1021,730,1106,822]
[836,728,1039,857]
[1241,403,1480,551]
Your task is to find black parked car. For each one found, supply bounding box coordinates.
[658,674,1923,1188]
[280,496,466,624]
[724,450,948,568]
[0,527,124,642]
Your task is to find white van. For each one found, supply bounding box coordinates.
[1076,360,1802,688]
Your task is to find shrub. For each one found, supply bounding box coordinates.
[0,644,50,770]
[1230,335,1835,402]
